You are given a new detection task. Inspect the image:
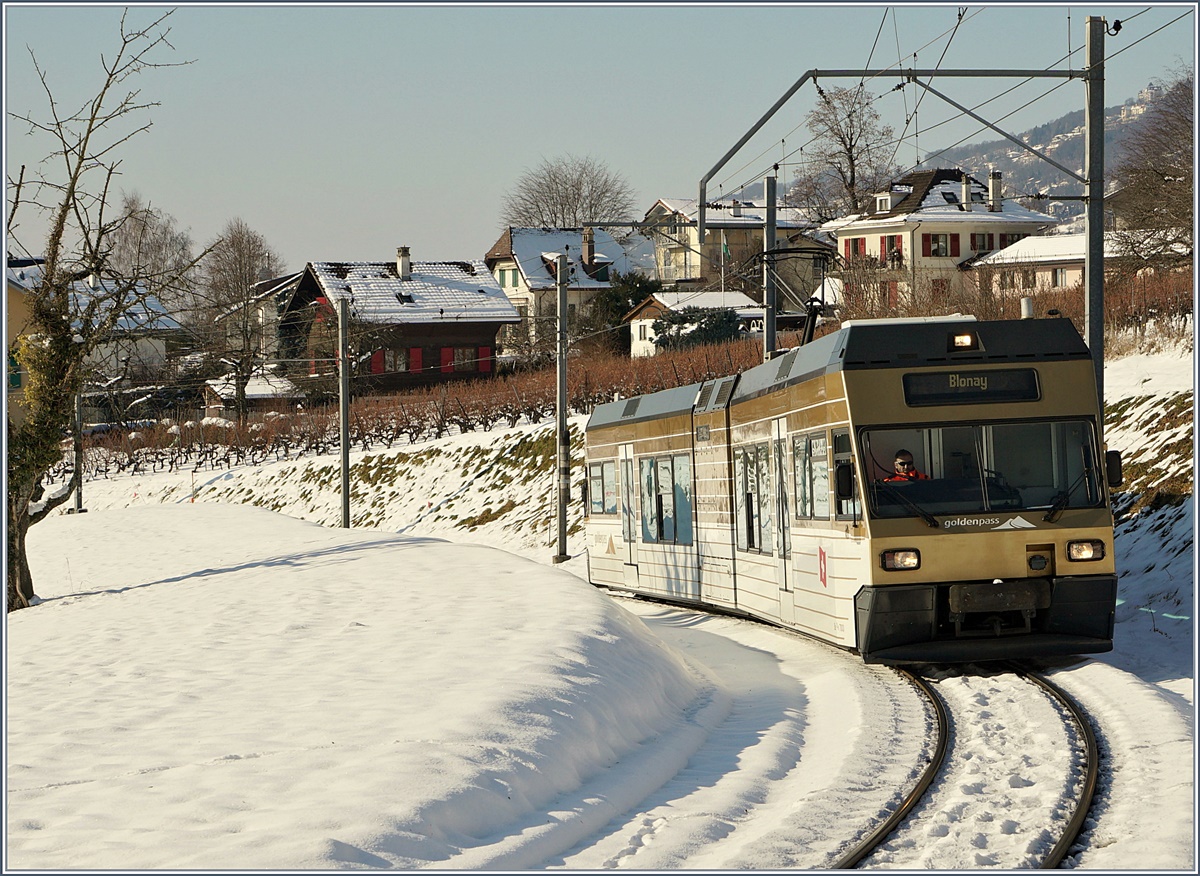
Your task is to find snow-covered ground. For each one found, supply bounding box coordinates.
[6,347,1194,870]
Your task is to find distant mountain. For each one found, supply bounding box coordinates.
[920,85,1165,224]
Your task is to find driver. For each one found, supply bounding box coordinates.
[885,449,930,482]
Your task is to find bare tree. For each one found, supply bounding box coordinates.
[107,191,198,314]
[786,85,900,220]
[500,154,636,228]
[196,218,286,423]
[7,10,210,611]
[1109,71,1194,266]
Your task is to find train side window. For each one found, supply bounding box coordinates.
[621,459,635,542]
[793,432,830,520]
[673,454,694,546]
[734,443,773,554]
[640,459,658,543]
[638,454,693,546]
[775,439,791,558]
[833,430,861,520]
[588,460,618,515]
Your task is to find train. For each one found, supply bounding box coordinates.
[582,315,1122,664]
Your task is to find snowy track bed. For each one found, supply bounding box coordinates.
[863,667,1088,869]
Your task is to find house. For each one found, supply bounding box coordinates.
[970,230,1184,296]
[828,169,1056,311]
[203,368,305,418]
[277,247,520,392]
[484,227,654,350]
[6,257,188,424]
[213,271,303,361]
[68,276,189,383]
[624,289,764,357]
[641,196,834,308]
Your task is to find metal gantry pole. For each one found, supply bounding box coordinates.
[338,296,351,529]
[1085,16,1106,411]
[553,253,570,563]
[763,173,778,360]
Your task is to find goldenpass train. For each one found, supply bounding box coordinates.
[583,316,1122,664]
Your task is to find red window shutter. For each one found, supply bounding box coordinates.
[370,350,384,374]
[879,236,886,255]
[988,234,994,250]
[950,234,961,258]
[440,347,454,373]
[479,346,493,373]
[921,234,932,257]
[844,239,852,259]
[895,236,902,255]
[1000,234,1008,249]
[858,238,866,256]
[408,347,422,372]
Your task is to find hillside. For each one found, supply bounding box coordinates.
[928,87,1163,223]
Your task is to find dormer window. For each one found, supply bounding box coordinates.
[875,195,892,213]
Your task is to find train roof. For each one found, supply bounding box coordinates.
[586,317,1091,431]
[587,381,704,431]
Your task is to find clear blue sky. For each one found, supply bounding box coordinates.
[5,3,1195,271]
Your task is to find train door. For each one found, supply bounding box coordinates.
[773,418,795,624]
[619,443,638,587]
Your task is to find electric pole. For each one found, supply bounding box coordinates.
[553,253,570,564]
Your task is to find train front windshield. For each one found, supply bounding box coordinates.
[861,420,1104,519]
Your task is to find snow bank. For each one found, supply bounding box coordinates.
[11,504,705,869]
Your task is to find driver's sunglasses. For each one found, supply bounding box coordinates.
[895,460,914,468]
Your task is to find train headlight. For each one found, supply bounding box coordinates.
[1066,539,1106,561]
[881,549,921,571]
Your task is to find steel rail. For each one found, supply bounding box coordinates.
[832,668,949,869]
[1012,667,1102,868]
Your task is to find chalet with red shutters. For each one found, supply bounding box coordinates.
[825,168,1055,309]
[278,247,520,392]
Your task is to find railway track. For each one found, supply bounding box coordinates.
[835,663,1101,869]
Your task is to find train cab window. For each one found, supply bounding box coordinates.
[861,420,1105,519]
[833,430,861,520]
[793,432,830,520]
[734,443,773,553]
[588,460,618,516]
[639,454,693,545]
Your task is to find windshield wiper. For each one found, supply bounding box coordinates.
[1045,447,1098,523]
[874,480,940,528]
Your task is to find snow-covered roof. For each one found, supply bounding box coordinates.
[834,169,1055,230]
[974,232,1127,266]
[206,369,303,401]
[650,288,761,314]
[7,261,183,334]
[69,279,183,334]
[506,228,636,290]
[308,260,520,325]
[648,197,818,230]
[6,260,43,290]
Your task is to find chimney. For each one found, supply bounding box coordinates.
[581,226,595,268]
[988,171,1002,212]
[87,273,99,290]
[961,175,972,211]
[732,199,742,218]
[397,246,411,280]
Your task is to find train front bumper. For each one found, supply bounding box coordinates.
[854,574,1118,665]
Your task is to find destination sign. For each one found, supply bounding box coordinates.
[903,369,1040,406]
